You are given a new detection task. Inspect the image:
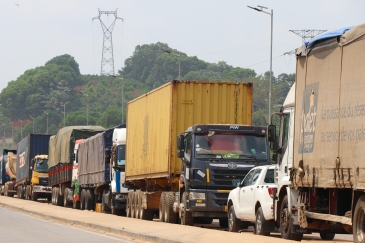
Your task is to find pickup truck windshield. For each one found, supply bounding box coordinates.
[35,158,48,173]
[195,132,267,160]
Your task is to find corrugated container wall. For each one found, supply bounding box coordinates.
[293,23,365,190]
[16,134,51,183]
[126,80,252,181]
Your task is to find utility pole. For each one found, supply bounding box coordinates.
[93,9,123,76]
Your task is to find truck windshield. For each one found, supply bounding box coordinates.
[195,132,267,160]
[35,158,48,173]
[116,145,126,166]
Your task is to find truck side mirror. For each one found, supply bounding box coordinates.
[177,135,185,150]
[267,125,276,142]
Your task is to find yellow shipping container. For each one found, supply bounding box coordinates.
[126,80,252,181]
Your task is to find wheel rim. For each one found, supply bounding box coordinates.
[228,209,233,231]
[356,205,365,242]
[281,207,289,232]
[256,211,262,233]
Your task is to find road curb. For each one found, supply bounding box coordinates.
[0,201,179,243]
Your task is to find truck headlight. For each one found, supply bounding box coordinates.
[189,192,205,200]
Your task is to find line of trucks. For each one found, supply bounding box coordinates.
[0,80,271,227]
[2,22,365,242]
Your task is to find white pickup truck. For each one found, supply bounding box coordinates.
[227,165,277,235]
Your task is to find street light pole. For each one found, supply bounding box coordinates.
[247,5,273,124]
[161,49,181,80]
[79,92,89,125]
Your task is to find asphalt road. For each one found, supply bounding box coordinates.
[0,207,139,243]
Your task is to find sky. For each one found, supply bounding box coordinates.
[1,0,364,91]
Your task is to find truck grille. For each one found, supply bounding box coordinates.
[212,193,229,207]
[39,178,49,186]
[211,169,247,187]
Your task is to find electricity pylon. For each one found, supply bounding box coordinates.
[284,29,327,55]
[93,9,123,76]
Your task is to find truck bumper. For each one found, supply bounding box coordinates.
[187,189,230,218]
[33,185,52,194]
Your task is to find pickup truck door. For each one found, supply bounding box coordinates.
[236,169,256,218]
[241,169,262,220]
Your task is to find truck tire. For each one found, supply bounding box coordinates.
[51,188,55,205]
[126,191,132,217]
[135,191,140,219]
[57,188,63,207]
[228,205,242,232]
[102,190,109,213]
[4,184,7,197]
[85,189,94,210]
[255,207,270,236]
[353,194,365,243]
[21,186,26,199]
[80,189,86,210]
[31,191,38,201]
[159,192,166,222]
[25,185,30,200]
[181,192,193,226]
[219,219,228,228]
[17,186,21,199]
[320,232,335,240]
[63,188,71,207]
[137,191,154,221]
[164,192,177,223]
[129,191,136,218]
[280,195,303,241]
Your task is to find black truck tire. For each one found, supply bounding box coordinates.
[101,190,109,213]
[219,219,228,228]
[135,191,140,219]
[80,189,86,210]
[320,232,335,240]
[63,188,71,207]
[228,205,242,232]
[353,194,365,243]
[159,192,166,222]
[138,191,154,221]
[164,192,177,223]
[31,191,38,201]
[126,191,132,217]
[181,192,193,226]
[255,207,270,236]
[4,184,7,197]
[25,186,30,200]
[85,189,94,210]
[51,187,55,205]
[280,195,303,241]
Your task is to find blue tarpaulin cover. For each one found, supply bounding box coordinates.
[305,26,354,49]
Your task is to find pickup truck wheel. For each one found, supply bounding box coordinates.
[255,207,270,236]
[80,189,86,210]
[353,194,365,243]
[164,192,177,223]
[159,192,166,222]
[181,192,193,226]
[319,232,335,240]
[280,195,303,241]
[228,205,242,232]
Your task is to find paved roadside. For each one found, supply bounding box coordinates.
[0,196,352,243]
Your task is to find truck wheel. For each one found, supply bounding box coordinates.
[102,190,109,213]
[4,184,7,197]
[85,189,94,210]
[16,186,21,199]
[25,186,30,200]
[320,232,335,240]
[181,192,193,226]
[21,186,26,199]
[135,191,140,219]
[80,189,86,210]
[219,219,228,228]
[63,188,70,207]
[159,192,166,222]
[228,205,242,232]
[164,192,177,223]
[280,195,303,241]
[126,191,132,217]
[31,191,38,201]
[130,191,136,218]
[353,194,365,243]
[255,207,270,236]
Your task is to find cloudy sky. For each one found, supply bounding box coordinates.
[0,0,364,90]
